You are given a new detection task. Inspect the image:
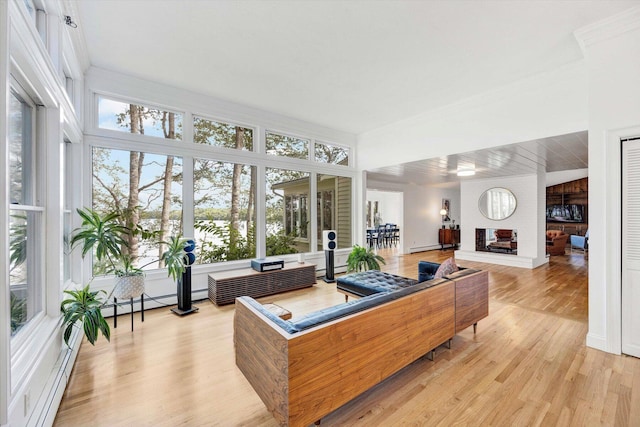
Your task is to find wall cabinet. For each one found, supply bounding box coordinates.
[439,228,460,250]
[546,177,588,235]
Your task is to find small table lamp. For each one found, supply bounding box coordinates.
[440,208,448,228]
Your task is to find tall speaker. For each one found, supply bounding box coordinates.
[323,230,336,282]
[323,230,337,250]
[171,238,199,316]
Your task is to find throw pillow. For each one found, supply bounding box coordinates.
[434,257,458,279]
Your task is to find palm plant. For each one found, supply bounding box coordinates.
[346,244,386,273]
[161,235,190,281]
[70,208,130,274]
[62,207,190,347]
[61,285,110,346]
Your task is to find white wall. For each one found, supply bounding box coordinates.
[368,181,460,254]
[366,189,402,226]
[358,59,588,265]
[575,7,640,354]
[546,168,588,187]
[405,185,461,253]
[455,174,548,268]
[358,61,588,171]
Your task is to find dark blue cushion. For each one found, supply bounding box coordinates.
[292,277,449,332]
[418,261,440,282]
[336,271,418,297]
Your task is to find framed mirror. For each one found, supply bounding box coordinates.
[478,187,517,220]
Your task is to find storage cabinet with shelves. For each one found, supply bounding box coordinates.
[546,177,588,235]
[439,228,460,250]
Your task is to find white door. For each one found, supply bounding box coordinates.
[622,137,640,357]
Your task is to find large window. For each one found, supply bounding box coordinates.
[317,174,352,250]
[315,141,349,165]
[266,131,308,159]
[193,117,253,151]
[63,139,72,284]
[8,88,43,337]
[194,159,256,263]
[98,96,183,140]
[92,147,183,272]
[92,94,355,265]
[267,168,310,254]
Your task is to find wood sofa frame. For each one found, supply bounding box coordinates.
[234,270,488,427]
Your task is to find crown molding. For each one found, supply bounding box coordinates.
[574,6,640,54]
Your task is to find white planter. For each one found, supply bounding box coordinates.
[113,275,145,299]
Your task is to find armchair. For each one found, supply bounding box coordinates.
[494,229,513,242]
[546,230,569,255]
[570,230,589,254]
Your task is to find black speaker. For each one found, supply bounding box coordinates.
[323,230,337,251]
[184,239,196,265]
[323,230,336,282]
[324,249,335,283]
[171,238,199,316]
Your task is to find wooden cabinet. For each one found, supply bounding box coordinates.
[546,177,588,233]
[208,263,316,305]
[439,228,460,250]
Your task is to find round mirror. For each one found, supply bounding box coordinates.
[478,187,517,220]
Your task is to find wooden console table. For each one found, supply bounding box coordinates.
[439,228,460,250]
[208,263,316,306]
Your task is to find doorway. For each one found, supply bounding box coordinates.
[622,136,640,358]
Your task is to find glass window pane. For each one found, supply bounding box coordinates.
[193,159,256,263]
[98,97,183,140]
[315,142,349,165]
[10,210,42,336]
[317,174,352,250]
[92,147,183,273]
[193,117,253,151]
[9,91,33,205]
[266,168,310,254]
[63,141,72,283]
[265,132,308,159]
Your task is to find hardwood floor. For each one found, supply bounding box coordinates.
[54,249,640,426]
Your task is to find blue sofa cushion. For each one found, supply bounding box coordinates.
[418,261,440,282]
[291,277,449,332]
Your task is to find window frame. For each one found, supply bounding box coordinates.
[86,86,357,268]
[95,93,186,142]
[8,82,46,343]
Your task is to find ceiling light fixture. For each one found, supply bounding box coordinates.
[457,168,476,177]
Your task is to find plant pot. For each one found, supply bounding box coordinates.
[113,275,145,299]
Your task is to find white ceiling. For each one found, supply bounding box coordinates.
[73,1,638,185]
[75,0,638,135]
[367,130,589,186]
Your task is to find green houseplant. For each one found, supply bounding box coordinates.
[61,285,110,346]
[61,207,189,346]
[346,244,386,273]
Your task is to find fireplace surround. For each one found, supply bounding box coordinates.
[475,228,518,255]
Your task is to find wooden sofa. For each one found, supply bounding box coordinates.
[234,269,488,427]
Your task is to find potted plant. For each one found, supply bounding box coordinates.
[61,207,189,346]
[61,285,110,346]
[346,244,386,273]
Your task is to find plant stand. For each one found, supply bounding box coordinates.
[113,295,144,331]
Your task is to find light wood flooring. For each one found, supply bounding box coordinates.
[54,249,640,426]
